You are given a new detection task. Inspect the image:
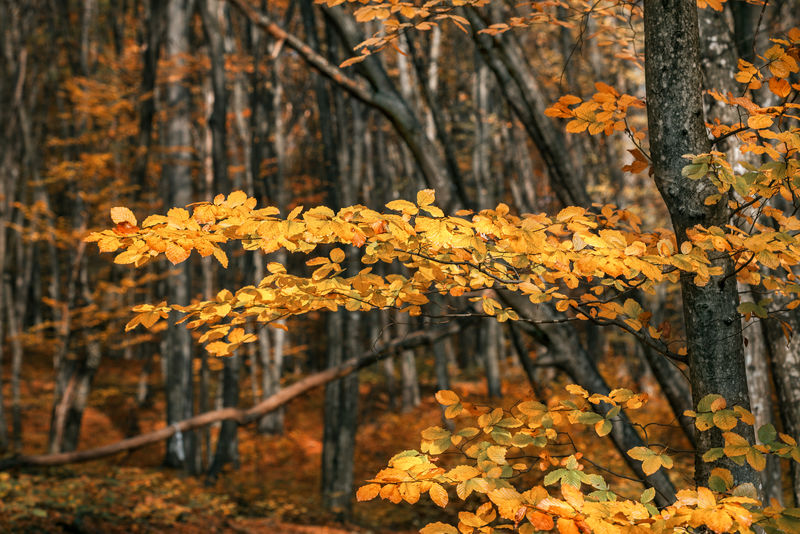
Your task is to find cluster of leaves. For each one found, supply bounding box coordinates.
[357,388,800,534]
[314,0,489,67]
[544,83,645,138]
[686,394,800,477]
[90,187,742,358]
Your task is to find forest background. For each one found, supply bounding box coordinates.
[2,0,800,532]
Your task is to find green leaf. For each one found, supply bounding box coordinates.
[758,423,777,444]
[698,394,724,412]
[562,470,585,488]
[681,163,709,179]
[702,448,725,462]
[543,468,566,486]
[577,411,603,425]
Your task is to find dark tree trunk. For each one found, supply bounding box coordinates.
[643,0,760,491]
[131,0,164,188]
[321,310,359,517]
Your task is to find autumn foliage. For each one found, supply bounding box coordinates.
[78,9,800,530]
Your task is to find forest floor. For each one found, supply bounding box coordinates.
[0,350,687,533]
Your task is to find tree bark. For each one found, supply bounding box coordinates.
[131,0,164,188]
[321,311,360,517]
[643,0,760,491]
[162,0,198,474]
[199,0,230,193]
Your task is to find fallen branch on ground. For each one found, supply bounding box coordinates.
[0,326,457,470]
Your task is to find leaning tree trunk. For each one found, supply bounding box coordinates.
[643,0,760,491]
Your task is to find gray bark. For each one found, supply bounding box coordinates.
[163,0,198,474]
[763,312,800,504]
[644,0,760,490]
[132,0,164,188]
[396,314,421,411]
[321,310,359,517]
[482,319,503,398]
[199,0,230,193]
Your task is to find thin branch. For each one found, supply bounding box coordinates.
[227,0,376,106]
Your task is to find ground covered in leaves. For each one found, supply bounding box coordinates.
[0,351,686,533]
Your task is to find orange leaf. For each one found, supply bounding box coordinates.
[356,483,381,501]
[527,510,554,531]
[747,114,773,130]
[557,517,580,534]
[110,206,137,226]
[429,482,448,508]
[166,243,191,264]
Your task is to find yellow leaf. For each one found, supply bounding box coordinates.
[167,207,190,224]
[641,455,662,476]
[226,190,248,207]
[486,445,507,465]
[746,448,766,471]
[213,248,228,268]
[206,341,230,356]
[713,411,738,430]
[98,236,120,253]
[627,446,651,461]
[435,390,459,406]
[114,249,141,265]
[429,483,448,508]
[565,384,589,398]
[697,486,717,508]
[386,199,419,214]
[287,205,303,220]
[417,189,436,206]
[267,262,286,274]
[747,114,773,130]
[399,482,420,504]
[446,465,480,482]
[556,206,586,222]
[110,206,137,226]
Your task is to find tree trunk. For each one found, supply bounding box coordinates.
[763,313,800,505]
[643,0,760,491]
[162,0,198,474]
[131,0,164,188]
[481,318,503,398]
[321,310,359,517]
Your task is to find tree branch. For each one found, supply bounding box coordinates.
[0,326,458,470]
[227,0,376,106]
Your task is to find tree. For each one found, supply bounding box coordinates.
[4,0,800,530]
